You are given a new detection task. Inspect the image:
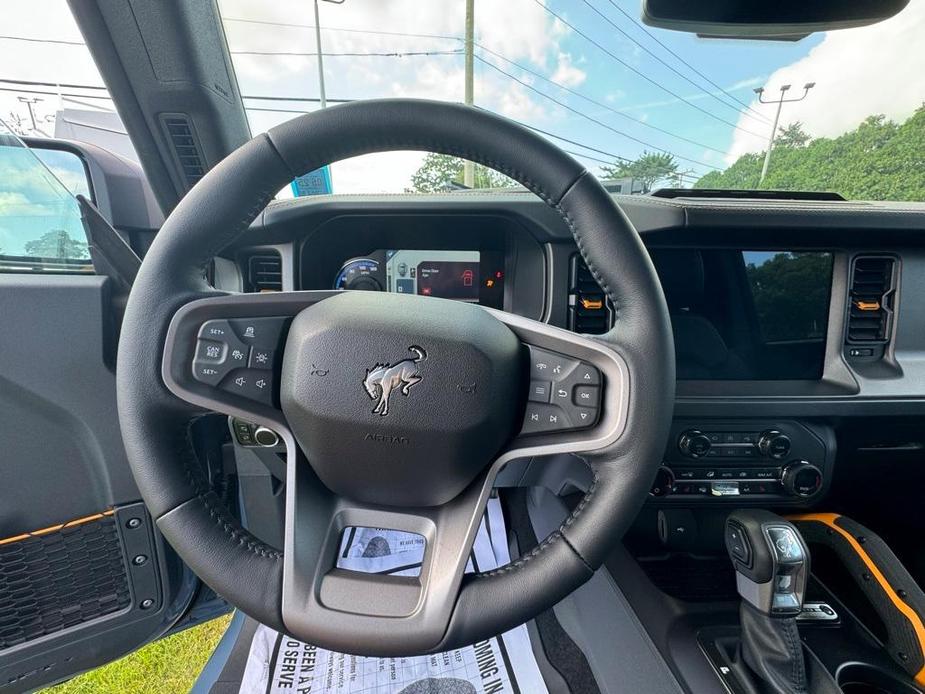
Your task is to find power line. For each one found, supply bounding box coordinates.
[231,49,462,57]
[579,0,770,126]
[0,77,107,90]
[475,46,726,156]
[477,58,719,171]
[222,16,458,42]
[0,34,85,46]
[530,0,766,140]
[603,0,770,124]
[222,16,725,163]
[240,100,635,165]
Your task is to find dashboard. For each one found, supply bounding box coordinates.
[215,192,925,506]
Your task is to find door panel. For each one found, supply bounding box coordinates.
[0,264,197,690]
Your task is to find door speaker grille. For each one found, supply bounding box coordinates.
[0,511,131,650]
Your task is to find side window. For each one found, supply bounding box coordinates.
[0,127,92,273]
[742,251,834,343]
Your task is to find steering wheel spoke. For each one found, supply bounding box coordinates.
[161,290,338,426]
[282,453,494,656]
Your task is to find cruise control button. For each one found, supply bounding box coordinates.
[529,381,551,403]
[196,339,226,363]
[521,403,571,435]
[573,385,600,407]
[229,317,287,346]
[193,362,225,385]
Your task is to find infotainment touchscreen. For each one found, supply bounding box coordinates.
[651,249,834,381]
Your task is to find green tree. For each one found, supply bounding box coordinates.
[696,106,925,200]
[600,151,678,193]
[774,121,810,148]
[23,229,89,259]
[745,252,833,342]
[408,153,513,192]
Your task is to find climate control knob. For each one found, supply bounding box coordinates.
[678,430,711,458]
[782,461,823,498]
[758,430,791,459]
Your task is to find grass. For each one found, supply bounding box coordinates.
[44,613,233,694]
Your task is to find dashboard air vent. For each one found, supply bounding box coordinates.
[161,115,206,188]
[246,252,283,292]
[569,255,612,334]
[845,255,896,359]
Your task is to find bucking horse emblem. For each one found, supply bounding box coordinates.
[362,346,426,416]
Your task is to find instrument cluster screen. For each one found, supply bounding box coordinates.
[334,249,505,308]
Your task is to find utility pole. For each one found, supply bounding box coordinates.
[463,0,475,188]
[313,0,345,109]
[17,97,41,133]
[754,82,815,185]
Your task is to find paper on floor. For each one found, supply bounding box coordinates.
[239,497,548,694]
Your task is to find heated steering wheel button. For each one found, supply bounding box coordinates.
[521,403,571,435]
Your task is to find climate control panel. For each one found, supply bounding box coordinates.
[652,421,833,505]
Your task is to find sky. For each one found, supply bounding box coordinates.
[0,0,924,194]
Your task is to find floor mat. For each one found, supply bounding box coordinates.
[239,498,548,694]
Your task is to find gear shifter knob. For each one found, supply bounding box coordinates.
[725,510,810,617]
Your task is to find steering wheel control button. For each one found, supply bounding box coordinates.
[529,381,551,403]
[573,385,599,407]
[522,403,571,434]
[528,347,580,380]
[196,339,226,363]
[192,320,252,386]
[229,317,287,346]
[220,368,274,405]
[524,346,602,434]
[249,347,275,370]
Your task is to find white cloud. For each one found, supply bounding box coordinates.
[551,52,586,87]
[0,0,575,194]
[724,2,925,163]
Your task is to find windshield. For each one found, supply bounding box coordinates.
[4,1,923,200]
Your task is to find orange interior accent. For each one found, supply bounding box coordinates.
[580,297,604,310]
[855,300,881,311]
[789,512,925,686]
[0,509,115,547]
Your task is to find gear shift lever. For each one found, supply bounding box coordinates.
[724,510,825,694]
[725,509,810,617]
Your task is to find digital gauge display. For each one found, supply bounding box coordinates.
[333,249,504,308]
[333,258,381,291]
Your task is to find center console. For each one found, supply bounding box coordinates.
[651,420,834,504]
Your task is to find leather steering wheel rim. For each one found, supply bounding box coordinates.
[117,98,675,654]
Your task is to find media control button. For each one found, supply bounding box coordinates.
[220,369,274,405]
[521,403,571,434]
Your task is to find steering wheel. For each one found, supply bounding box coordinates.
[117,99,674,656]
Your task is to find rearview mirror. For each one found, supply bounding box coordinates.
[641,0,910,40]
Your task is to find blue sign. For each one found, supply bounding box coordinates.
[290,165,333,196]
